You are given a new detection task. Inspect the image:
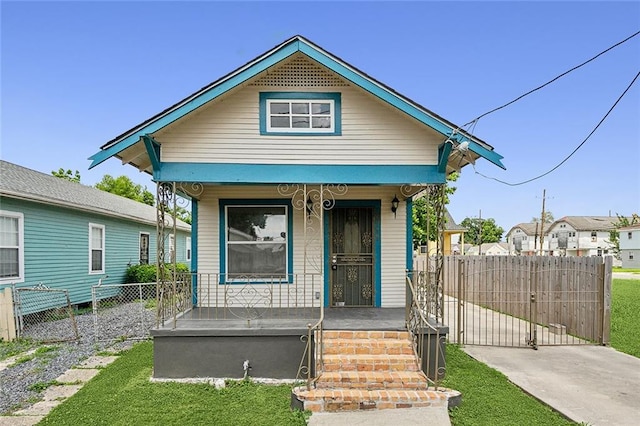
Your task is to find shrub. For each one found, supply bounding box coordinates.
[125,263,189,283]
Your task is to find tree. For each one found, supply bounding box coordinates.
[460,217,504,245]
[531,211,554,223]
[609,213,639,259]
[412,172,458,247]
[52,168,81,183]
[95,175,155,206]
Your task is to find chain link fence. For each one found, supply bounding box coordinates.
[92,283,157,343]
[13,285,79,343]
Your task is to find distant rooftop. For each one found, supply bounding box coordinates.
[0,160,190,230]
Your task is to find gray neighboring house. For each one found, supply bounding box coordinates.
[619,223,640,269]
[0,160,191,306]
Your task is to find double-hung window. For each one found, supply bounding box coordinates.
[221,200,292,282]
[260,92,341,135]
[89,223,105,274]
[0,211,24,283]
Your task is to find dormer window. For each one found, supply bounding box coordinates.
[260,92,341,136]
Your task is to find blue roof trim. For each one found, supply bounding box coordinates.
[90,36,504,171]
[88,40,301,169]
[153,163,446,185]
[142,135,161,172]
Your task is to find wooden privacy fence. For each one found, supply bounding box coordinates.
[441,256,612,347]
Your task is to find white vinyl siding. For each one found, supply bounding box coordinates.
[0,211,24,284]
[89,223,105,274]
[156,84,442,166]
[196,185,407,307]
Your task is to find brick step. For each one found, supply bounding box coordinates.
[322,338,415,356]
[322,330,410,340]
[292,386,458,412]
[315,371,430,389]
[322,354,420,372]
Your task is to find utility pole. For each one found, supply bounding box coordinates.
[539,189,546,256]
[478,209,483,255]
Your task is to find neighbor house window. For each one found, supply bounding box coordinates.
[139,233,150,265]
[628,232,633,240]
[591,231,597,242]
[260,92,341,135]
[186,237,192,263]
[630,253,634,260]
[0,211,24,283]
[221,200,292,282]
[169,234,175,263]
[89,223,105,274]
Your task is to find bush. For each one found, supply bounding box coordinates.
[125,263,189,283]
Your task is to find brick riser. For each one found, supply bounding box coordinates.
[292,330,459,412]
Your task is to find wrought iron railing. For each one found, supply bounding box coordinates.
[405,271,446,387]
[157,272,324,327]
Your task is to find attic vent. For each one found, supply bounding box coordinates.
[250,54,349,87]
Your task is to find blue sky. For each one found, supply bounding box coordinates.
[2,1,639,232]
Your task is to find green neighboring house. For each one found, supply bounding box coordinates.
[0,160,191,306]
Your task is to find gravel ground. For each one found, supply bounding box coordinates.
[0,302,155,414]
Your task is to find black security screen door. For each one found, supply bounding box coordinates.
[330,207,374,307]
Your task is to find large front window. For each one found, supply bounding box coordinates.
[223,202,291,281]
[0,211,24,283]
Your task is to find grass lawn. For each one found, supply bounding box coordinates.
[441,345,574,426]
[39,341,308,426]
[610,279,640,357]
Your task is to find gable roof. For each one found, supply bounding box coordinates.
[506,222,541,237]
[89,35,504,173]
[0,161,190,230]
[444,209,467,232]
[548,216,618,232]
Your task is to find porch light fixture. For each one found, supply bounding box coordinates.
[391,195,399,218]
[306,195,314,218]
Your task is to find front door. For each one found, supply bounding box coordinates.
[330,207,374,307]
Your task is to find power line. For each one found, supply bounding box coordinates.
[464,30,640,127]
[473,70,640,186]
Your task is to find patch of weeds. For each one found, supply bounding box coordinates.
[0,338,37,361]
[96,350,115,356]
[114,335,128,343]
[11,354,36,366]
[143,298,157,310]
[28,380,63,393]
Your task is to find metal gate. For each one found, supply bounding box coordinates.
[13,285,79,342]
[443,256,611,349]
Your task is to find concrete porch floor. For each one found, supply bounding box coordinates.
[155,307,407,332]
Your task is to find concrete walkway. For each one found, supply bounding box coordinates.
[463,344,640,426]
[0,353,120,425]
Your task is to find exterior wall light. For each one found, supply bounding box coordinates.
[391,195,399,218]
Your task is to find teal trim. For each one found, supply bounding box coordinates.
[259,92,342,136]
[141,135,161,172]
[191,199,198,305]
[406,197,413,272]
[438,142,453,174]
[299,43,454,138]
[468,141,506,169]
[88,41,301,169]
[323,200,382,307]
[90,36,505,171]
[218,199,294,284]
[156,163,446,185]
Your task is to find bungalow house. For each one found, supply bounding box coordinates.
[0,160,191,310]
[617,223,640,269]
[465,242,509,256]
[546,216,617,258]
[88,35,504,412]
[505,222,548,255]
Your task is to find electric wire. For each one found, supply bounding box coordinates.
[463,30,640,127]
[472,70,640,186]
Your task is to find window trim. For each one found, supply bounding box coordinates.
[186,236,192,263]
[259,92,342,136]
[139,232,150,265]
[0,210,25,284]
[219,199,294,284]
[89,223,105,275]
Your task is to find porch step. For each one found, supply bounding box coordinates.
[292,329,460,413]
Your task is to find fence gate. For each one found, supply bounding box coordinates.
[442,256,611,349]
[13,285,79,343]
